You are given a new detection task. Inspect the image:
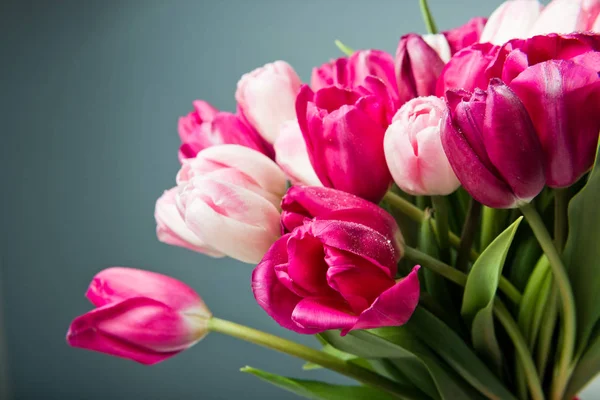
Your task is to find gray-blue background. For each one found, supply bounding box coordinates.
[1,0,598,399]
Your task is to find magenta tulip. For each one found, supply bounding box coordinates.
[253,186,419,335]
[177,100,272,162]
[67,267,211,365]
[295,83,393,203]
[395,34,446,106]
[443,17,488,54]
[442,79,545,208]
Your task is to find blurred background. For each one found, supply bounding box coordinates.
[1,0,598,399]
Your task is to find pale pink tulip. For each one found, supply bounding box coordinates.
[384,96,460,196]
[274,120,322,186]
[175,145,286,263]
[480,0,544,44]
[236,61,302,144]
[67,267,211,365]
[529,0,600,35]
[177,144,287,207]
[422,34,452,63]
[155,188,224,257]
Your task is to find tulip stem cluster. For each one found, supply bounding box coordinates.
[519,203,576,400]
[431,196,451,262]
[383,191,480,261]
[206,317,424,399]
[403,245,523,305]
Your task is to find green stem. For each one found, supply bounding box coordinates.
[334,40,354,56]
[536,286,558,377]
[403,246,522,304]
[384,192,480,261]
[494,300,546,400]
[207,318,422,399]
[554,188,569,253]
[481,206,504,250]
[419,0,438,34]
[431,196,450,263]
[456,198,481,273]
[519,203,576,400]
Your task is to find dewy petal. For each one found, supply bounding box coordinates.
[285,226,332,296]
[350,266,421,333]
[86,267,205,312]
[67,297,206,365]
[510,60,600,187]
[291,297,358,333]
[483,79,545,201]
[252,235,320,334]
[309,220,399,271]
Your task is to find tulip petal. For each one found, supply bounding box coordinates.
[86,267,205,312]
[252,236,319,334]
[285,227,333,296]
[350,266,421,333]
[443,17,488,54]
[479,0,543,45]
[274,120,322,186]
[291,297,358,332]
[181,178,281,264]
[510,60,600,187]
[67,297,203,365]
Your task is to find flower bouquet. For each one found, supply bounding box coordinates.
[66,0,600,399]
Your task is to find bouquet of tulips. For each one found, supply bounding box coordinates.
[66,0,600,399]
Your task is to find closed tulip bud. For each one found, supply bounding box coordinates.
[442,79,545,208]
[67,267,211,365]
[529,0,600,36]
[479,0,544,45]
[236,61,302,144]
[154,188,224,257]
[384,96,460,196]
[443,17,488,54]
[176,145,286,263]
[274,120,322,187]
[295,83,393,203]
[177,100,272,162]
[395,34,446,106]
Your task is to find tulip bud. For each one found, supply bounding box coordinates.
[177,100,272,162]
[67,267,211,365]
[236,61,302,144]
[442,79,545,208]
[395,34,446,106]
[443,17,488,54]
[176,145,286,264]
[273,120,322,187]
[155,188,224,257]
[384,96,460,196]
[529,0,600,36]
[479,0,544,45]
[295,83,393,203]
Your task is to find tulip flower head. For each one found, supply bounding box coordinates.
[67,267,211,365]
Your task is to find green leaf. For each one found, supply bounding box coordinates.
[407,307,517,400]
[320,328,484,400]
[563,141,600,355]
[565,329,600,399]
[302,344,371,371]
[461,217,523,373]
[518,255,550,349]
[241,366,396,400]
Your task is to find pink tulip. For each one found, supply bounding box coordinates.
[67,267,211,365]
[295,83,393,203]
[384,96,460,196]
[310,50,396,93]
[176,145,286,263]
[274,120,322,187]
[253,186,419,335]
[422,34,452,63]
[177,100,272,162]
[442,79,545,208]
[479,0,544,45]
[155,188,224,257]
[395,34,446,106]
[236,61,302,144]
[529,0,600,36]
[443,17,488,54]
